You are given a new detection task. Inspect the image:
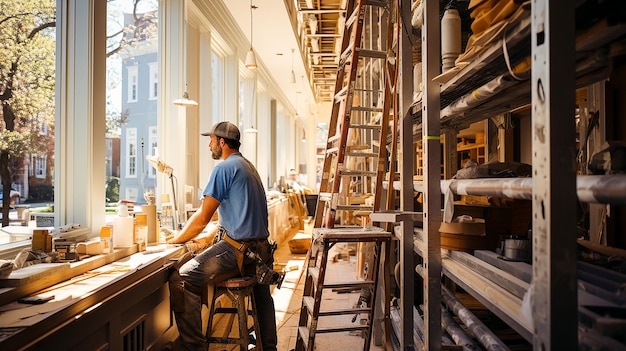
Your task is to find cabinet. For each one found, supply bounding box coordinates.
[388,0,626,350]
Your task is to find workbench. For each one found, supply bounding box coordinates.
[0,244,185,350]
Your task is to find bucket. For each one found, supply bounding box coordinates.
[503,236,531,262]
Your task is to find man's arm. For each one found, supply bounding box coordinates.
[167,195,220,244]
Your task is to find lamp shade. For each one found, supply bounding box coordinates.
[290,70,296,84]
[146,155,174,177]
[173,91,198,106]
[245,49,258,69]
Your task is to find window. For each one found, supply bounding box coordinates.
[126,128,137,178]
[105,139,113,176]
[127,65,138,102]
[0,2,55,249]
[108,0,158,207]
[34,155,47,178]
[125,187,139,202]
[148,126,157,178]
[149,62,158,100]
[40,121,49,136]
[212,51,225,125]
[28,155,48,179]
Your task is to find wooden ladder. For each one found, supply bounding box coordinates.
[295,0,395,350]
[313,0,395,230]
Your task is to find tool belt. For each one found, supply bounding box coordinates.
[218,227,249,276]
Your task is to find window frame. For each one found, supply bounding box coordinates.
[148,62,158,100]
[125,128,138,178]
[127,65,139,103]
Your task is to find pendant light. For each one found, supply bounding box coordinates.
[245,0,258,70]
[290,48,296,84]
[173,2,197,106]
[173,84,198,106]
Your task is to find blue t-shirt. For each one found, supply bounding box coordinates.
[203,153,269,241]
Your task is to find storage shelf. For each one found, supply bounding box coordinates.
[390,0,626,349]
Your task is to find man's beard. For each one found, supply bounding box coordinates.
[211,144,222,160]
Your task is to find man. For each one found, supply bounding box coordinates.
[167,121,278,351]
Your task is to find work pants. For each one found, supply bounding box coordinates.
[171,239,277,351]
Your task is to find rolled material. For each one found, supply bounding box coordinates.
[441,285,510,351]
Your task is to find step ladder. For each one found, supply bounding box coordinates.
[295,0,395,350]
[312,0,395,230]
[294,228,391,351]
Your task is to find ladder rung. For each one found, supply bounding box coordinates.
[316,325,371,334]
[345,6,359,29]
[336,205,375,211]
[309,266,320,283]
[346,152,378,157]
[340,44,354,68]
[326,147,339,155]
[351,106,384,113]
[318,192,332,200]
[339,170,377,176]
[303,296,372,317]
[328,135,341,143]
[357,48,386,59]
[365,0,389,8]
[321,279,376,290]
[349,123,381,130]
[334,85,349,103]
[307,267,376,289]
[297,326,310,348]
[347,145,371,151]
[354,88,384,93]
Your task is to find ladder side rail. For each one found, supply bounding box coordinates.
[372,4,394,224]
[313,0,361,229]
[326,0,368,228]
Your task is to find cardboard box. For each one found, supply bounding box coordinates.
[32,229,52,252]
[453,200,532,237]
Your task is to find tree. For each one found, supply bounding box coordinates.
[0,0,157,226]
[0,0,56,225]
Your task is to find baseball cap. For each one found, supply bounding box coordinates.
[201,121,240,141]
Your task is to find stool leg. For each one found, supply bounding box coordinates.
[205,287,221,340]
[249,286,262,350]
[207,282,261,350]
[235,288,248,351]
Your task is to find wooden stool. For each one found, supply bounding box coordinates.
[206,276,262,350]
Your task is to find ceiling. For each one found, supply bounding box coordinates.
[223,0,345,118]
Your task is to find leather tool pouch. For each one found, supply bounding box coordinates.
[218,227,248,276]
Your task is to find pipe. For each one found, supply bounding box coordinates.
[441,307,480,351]
[388,175,626,204]
[441,285,511,351]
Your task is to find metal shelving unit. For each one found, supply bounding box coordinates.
[384,0,626,350]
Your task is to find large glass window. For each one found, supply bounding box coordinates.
[148,126,157,178]
[107,0,158,206]
[211,51,225,125]
[0,1,56,245]
[149,62,158,100]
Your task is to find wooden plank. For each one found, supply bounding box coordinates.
[441,256,532,341]
[0,263,70,288]
[474,250,532,284]
[448,251,529,299]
